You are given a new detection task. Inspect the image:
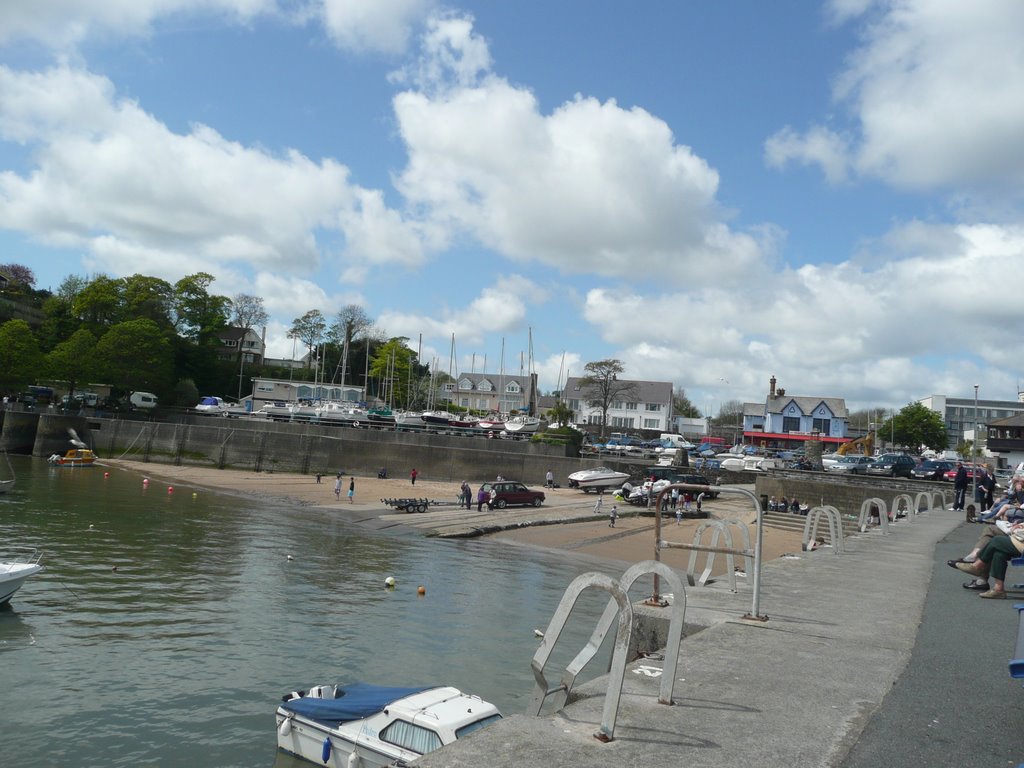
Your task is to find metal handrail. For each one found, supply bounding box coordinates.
[652,483,767,621]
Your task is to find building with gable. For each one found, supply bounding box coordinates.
[562,376,673,432]
[742,376,848,449]
[217,326,266,366]
[447,372,539,416]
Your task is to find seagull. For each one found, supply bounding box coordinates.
[533,629,545,638]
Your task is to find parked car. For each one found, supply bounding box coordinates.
[942,465,983,482]
[866,453,916,478]
[480,481,545,509]
[911,459,956,481]
[826,455,874,474]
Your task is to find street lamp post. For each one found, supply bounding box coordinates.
[973,385,979,509]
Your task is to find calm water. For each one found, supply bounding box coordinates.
[0,457,616,768]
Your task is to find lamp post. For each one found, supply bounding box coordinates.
[973,385,979,508]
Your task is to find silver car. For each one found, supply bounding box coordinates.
[826,455,873,474]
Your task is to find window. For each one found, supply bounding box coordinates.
[256,383,274,392]
[645,403,661,412]
[625,402,637,410]
[478,380,493,392]
[460,397,469,407]
[611,416,635,428]
[569,399,579,410]
[812,418,830,436]
[459,379,473,390]
[505,381,520,393]
[443,383,455,392]
[611,401,624,410]
[782,416,800,433]
[222,339,238,348]
[380,721,442,755]
[643,418,660,429]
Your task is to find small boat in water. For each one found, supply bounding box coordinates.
[567,466,631,492]
[47,448,97,467]
[276,682,501,768]
[0,549,44,606]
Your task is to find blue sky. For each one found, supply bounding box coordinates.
[2,0,1023,415]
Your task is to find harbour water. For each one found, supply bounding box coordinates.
[0,457,615,768]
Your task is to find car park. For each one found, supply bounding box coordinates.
[826,455,874,474]
[911,459,956,481]
[480,481,545,509]
[865,453,916,477]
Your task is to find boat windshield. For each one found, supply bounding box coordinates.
[455,713,503,739]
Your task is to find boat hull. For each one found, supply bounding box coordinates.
[567,468,631,491]
[0,563,43,606]
[276,712,409,768]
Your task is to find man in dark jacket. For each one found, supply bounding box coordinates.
[977,466,996,514]
[954,462,968,515]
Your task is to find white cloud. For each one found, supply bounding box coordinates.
[0,64,426,289]
[580,220,1024,409]
[767,0,1024,193]
[0,0,275,49]
[393,16,767,283]
[320,0,433,55]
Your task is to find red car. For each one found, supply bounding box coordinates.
[942,465,982,482]
[481,481,545,509]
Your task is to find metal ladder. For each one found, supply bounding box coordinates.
[527,560,686,742]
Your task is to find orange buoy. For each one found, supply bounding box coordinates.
[417,585,426,596]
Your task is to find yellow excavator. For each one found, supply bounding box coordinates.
[837,434,874,456]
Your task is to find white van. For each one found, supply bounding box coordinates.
[660,433,696,450]
[130,391,158,410]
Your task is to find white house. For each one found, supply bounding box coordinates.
[445,372,539,415]
[563,376,673,433]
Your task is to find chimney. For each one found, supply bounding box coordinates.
[769,375,777,398]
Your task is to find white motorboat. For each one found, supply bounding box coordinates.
[0,549,44,606]
[276,682,502,768]
[567,466,631,492]
[393,410,425,429]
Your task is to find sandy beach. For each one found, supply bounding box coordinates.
[100,458,805,574]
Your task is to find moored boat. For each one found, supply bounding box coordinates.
[0,549,44,606]
[275,682,502,768]
[393,410,425,429]
[367,406,395,427]
[47,448,97,467]
[567,466,631,492]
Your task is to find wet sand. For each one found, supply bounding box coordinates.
[100,458,805,572]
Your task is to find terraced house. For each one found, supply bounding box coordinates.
[447,372,539,416]
[742,376,848,450]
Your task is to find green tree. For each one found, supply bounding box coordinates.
[368,337,416,406]
[881,402,948,451]
[73,275,123,329]
[122,274,174,327]
[546,399,575,427]
[578,359,638,438]
[94,319,173,394]
[45,328,98,397]
[0,319,43,390]
[289,310,327,369]
[328,304,373,385]
[172,273,230,344]
[672,387,701,418]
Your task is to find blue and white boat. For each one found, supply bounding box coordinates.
[276,682,501,767]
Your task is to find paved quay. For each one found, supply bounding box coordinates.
[417,508,1024,768]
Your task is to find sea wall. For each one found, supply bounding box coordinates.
[41,415,634,486]
[754,469,952,516]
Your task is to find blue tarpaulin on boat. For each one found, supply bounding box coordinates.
[282,682,432,725]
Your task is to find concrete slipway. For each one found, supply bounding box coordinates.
[416,510,1024,768]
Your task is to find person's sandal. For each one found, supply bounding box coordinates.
[979,589,1006,599]
[955,561,984,576]
[963,581,989,590]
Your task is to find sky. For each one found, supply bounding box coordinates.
[2,0,1024,417]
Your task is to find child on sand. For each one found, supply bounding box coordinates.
[608,505,618,528]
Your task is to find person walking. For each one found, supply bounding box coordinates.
[593,490,604,515]
[675,505,682,525]
[608,504,618,528]
[410,468,418,486]
[460,481,472,509]
[545,469,554,488]
[953,461,968,515]
[978,466,996,514]
[315,472,322,484]
[334,473,342,500]
[476,486,488,512]
[347,477,355,503]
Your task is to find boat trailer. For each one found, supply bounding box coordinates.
[380,497,461,513]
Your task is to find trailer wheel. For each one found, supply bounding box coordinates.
[417,503,427,513]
